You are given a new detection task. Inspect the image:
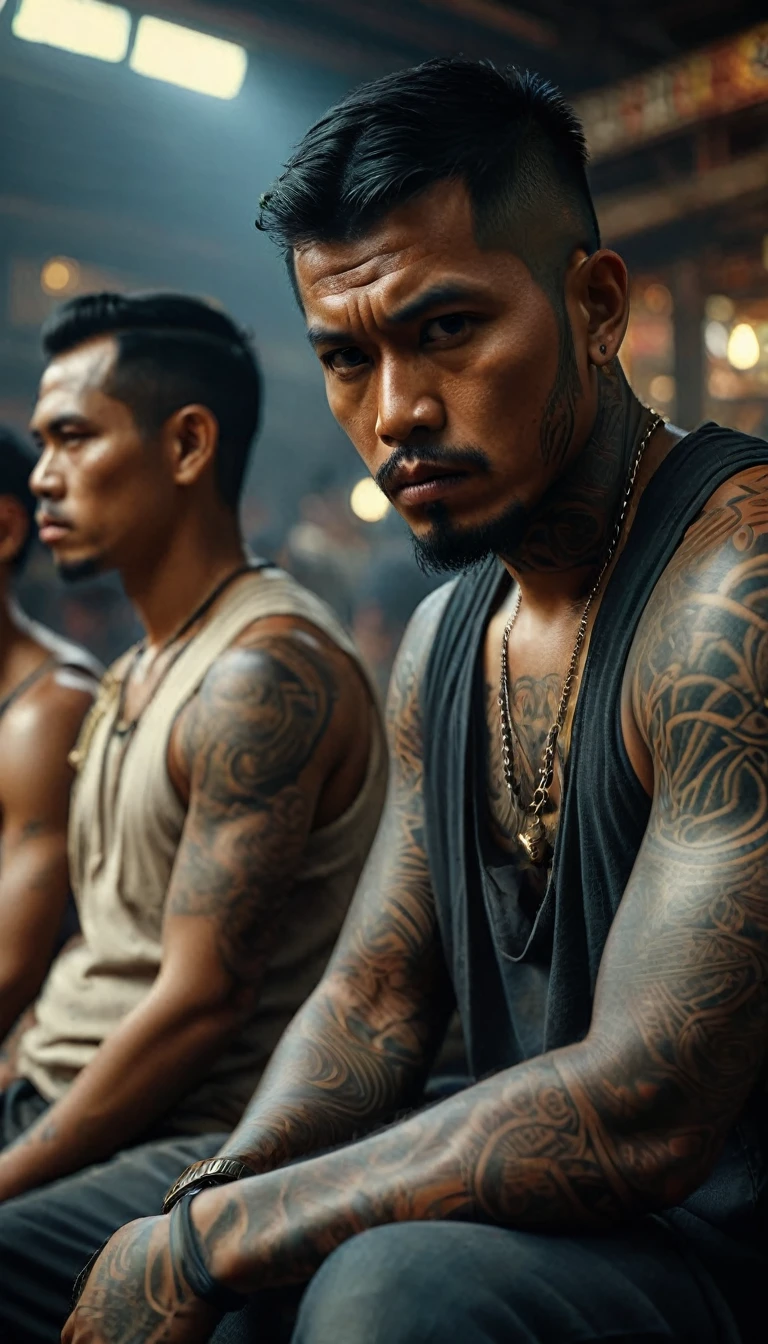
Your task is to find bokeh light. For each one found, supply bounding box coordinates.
[704,320,729,359]
[350,478,390,523]
[727,323,760,371]
[705,294,735,323]
[40,256,80,295]
[643,283,672,315]
[649,374,675,403]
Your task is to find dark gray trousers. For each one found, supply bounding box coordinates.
[212,1220,741,1344]
[0,1081,226,1343]
[0,1082,745,1344]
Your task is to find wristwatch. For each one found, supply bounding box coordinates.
[162,1156,256,1214]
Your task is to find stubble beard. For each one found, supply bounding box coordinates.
[56,555,104,584]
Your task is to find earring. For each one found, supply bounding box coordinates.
[599,343,607,355]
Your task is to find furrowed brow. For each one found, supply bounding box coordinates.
[306,282,487,350]
[387,283,483,326]
[306,327,354,351]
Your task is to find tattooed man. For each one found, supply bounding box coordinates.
[67,61,768,1344]
[0,292,386,1342]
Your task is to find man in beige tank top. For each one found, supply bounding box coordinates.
[0,292,387,1343]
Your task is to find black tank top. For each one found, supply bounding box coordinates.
[421,423,768,1330]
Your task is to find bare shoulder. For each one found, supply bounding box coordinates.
[235,611,368,701]
[400,579,458,652]
[387,579,458,729]
[171,611,373,807]
[0,667,95,802]
[628,459,768,745]
[0,666,95,746]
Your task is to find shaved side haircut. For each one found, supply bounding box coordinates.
[257,57,600,303]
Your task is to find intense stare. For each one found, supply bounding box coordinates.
[258,57,623,574]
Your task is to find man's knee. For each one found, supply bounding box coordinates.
[294,1226,437,1344]
[293,1223,528,1344]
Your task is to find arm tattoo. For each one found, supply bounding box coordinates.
[219,587,456,1169]
[175,469,768,1289]
[168,630,339,987]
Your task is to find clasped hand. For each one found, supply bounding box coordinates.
[62,1213,221,1344]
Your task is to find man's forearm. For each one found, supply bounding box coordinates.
[0,1004,36,1090]
[197,1038,705,1295]
[0,989,242,1200]
[220,968,444,1170]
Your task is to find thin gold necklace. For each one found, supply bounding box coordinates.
[499,413,663,867]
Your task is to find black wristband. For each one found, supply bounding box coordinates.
[172,1191,249,1314]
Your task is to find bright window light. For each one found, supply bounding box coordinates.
[129,16,247,100]
[12,0,131,63]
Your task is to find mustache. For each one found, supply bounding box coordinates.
[35,502,70,525]
[375,443,492,495]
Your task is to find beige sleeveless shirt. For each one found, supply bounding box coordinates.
[18,568,388,1134]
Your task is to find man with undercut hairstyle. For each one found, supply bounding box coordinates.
[0,291,387,1343]
[0,426,99,1086]
[68,60,768,1344]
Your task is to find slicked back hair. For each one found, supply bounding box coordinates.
[0,425,37,571]
[257,58,601,302]
[41,292,261,511]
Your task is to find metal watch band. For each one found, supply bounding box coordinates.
[162,1156,255,1214]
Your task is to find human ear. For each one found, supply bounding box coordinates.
[167,405,219,488]
[572,249,630,367]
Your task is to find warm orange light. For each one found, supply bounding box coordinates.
[41,257,79,295]
[643,283,672,315]
[649,375,675,403]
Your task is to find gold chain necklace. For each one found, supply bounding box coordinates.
[499,413,663,867]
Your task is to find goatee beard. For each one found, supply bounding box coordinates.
[56,556,102,584]
[411,498,531,575]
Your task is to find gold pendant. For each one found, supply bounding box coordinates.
[68,672,120,773]
[518,816,551,867]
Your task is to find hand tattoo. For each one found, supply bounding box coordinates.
[64,1216,218,1344]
